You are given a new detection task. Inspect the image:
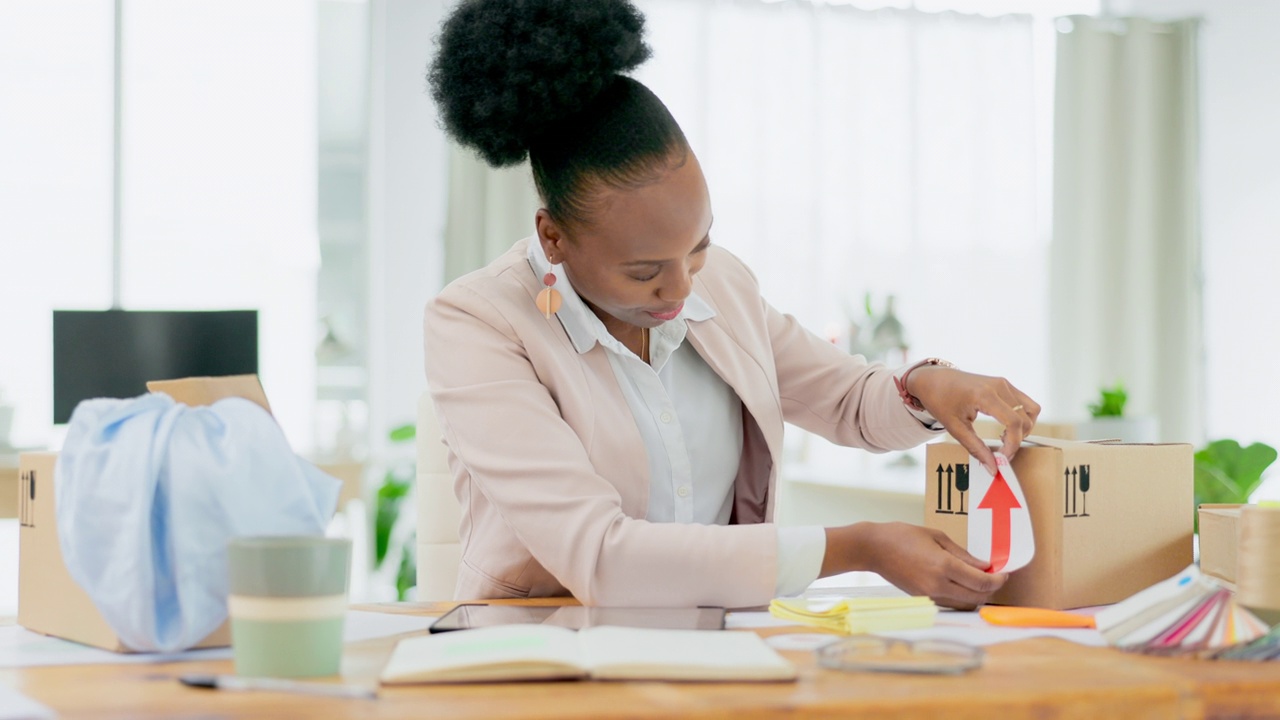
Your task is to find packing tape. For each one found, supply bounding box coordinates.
[1237,506,1280,612]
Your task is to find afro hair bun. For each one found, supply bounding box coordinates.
[428,0,652,167]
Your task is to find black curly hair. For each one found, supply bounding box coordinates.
[429,0,690,230]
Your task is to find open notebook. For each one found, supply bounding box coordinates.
[379,625,797,684]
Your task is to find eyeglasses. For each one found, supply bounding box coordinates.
[816,635,984,675]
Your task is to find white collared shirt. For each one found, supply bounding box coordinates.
[528,241,825,596]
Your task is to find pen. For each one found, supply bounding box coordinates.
[179,674,378,700]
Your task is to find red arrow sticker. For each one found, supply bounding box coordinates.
[968,451,1036,575]
[977,470,1022,573]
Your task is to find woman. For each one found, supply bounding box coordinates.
[424,0,1041,609]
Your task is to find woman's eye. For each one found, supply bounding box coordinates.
[630,272,659,282]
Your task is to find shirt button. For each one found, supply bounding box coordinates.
[660,412,673,424]
[677,486,690,498]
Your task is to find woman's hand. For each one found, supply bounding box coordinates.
[905,366,1041,475]
[824,523,1008,610]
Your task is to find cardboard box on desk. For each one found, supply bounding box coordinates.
[1198,504,1244,586]
[17,374,271,653]
[925,437,1193,610]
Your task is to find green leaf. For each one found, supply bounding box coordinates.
[1087,382,1127,418]
[389,424,416,443]
[395,542,417,602]
[373,476,411,566]
[1193,439,1278,532]
[377,475,411,502]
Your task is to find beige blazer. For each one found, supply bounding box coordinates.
[424,239,939,607]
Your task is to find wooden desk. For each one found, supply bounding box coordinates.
[4,600,1280,719]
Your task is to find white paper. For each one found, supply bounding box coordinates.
[342,610,437,643]
[800,584,910,601]
[730,610,1105,647]
[0,627,233,668]
[0,610,437,668]
[725,612,805,629]
[764,633,842,651]
[878,610,1106,647]
[0,685,55,720]
[967,452,1035,573]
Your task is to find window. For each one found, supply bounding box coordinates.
[0,1,318,450]
[634,0,1066,399]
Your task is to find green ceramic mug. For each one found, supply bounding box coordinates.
[227,536,352,678]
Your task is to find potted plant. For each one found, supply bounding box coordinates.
[1075,382,1159,443]
[1193,439,1278,531]
[373,423,418,601]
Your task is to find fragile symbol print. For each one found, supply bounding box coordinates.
[934,463,972,515]
[967,453,1035,574]
[1063,464,1092,518]
[19,470,35,529]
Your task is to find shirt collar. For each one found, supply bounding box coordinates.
[526,237,716,358]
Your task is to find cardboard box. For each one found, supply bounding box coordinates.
[925,436,1193,609]
[17,375,272,652]
[1198,504,1243,586]
[1,463,17,519]
[314,460,364,508]
[971,420,1077,442]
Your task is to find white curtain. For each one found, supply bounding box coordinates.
[636,0,1043,388]
[442,147,539,284]
[1049,16,1202,443]
[443,0,1046,400]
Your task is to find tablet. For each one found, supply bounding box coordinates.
[429,604,726,633]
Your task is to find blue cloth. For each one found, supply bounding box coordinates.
[56,393,340,653]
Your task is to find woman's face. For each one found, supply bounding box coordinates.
[537,152,714,333]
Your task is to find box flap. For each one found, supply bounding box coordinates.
[1020,435,1187,450]
[1199,504,1244,518]
[146,375,271,415]
[1022,435,1110,450]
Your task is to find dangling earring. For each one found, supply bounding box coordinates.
[536,270,562,319]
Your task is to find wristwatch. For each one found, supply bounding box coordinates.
[894,358,955,412]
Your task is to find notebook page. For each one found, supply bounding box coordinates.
[380,624,586,684]
[579,626,796,682]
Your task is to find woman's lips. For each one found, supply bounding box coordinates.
[646,303,684,321]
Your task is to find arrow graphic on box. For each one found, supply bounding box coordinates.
[978,471,1021,573]
[968,451,1035,574]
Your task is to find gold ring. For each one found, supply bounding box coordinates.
[1011,404,1025,412]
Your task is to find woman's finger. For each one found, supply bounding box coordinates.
[944,415,998,476]
[934,531,987,571]
[937,574,1004,609]
[948,559,1008,595]
[985,382,1034,459]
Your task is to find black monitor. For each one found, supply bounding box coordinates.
[53,309,259,423]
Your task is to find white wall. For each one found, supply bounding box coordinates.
[1117,0,1280,461]
[366,0,450,458]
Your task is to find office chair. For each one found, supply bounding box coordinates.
[414,390,462,601]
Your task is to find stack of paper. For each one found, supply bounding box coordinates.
[1213,623,1280,661]
[769,596,937,634]
[1095,565,1271,654]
